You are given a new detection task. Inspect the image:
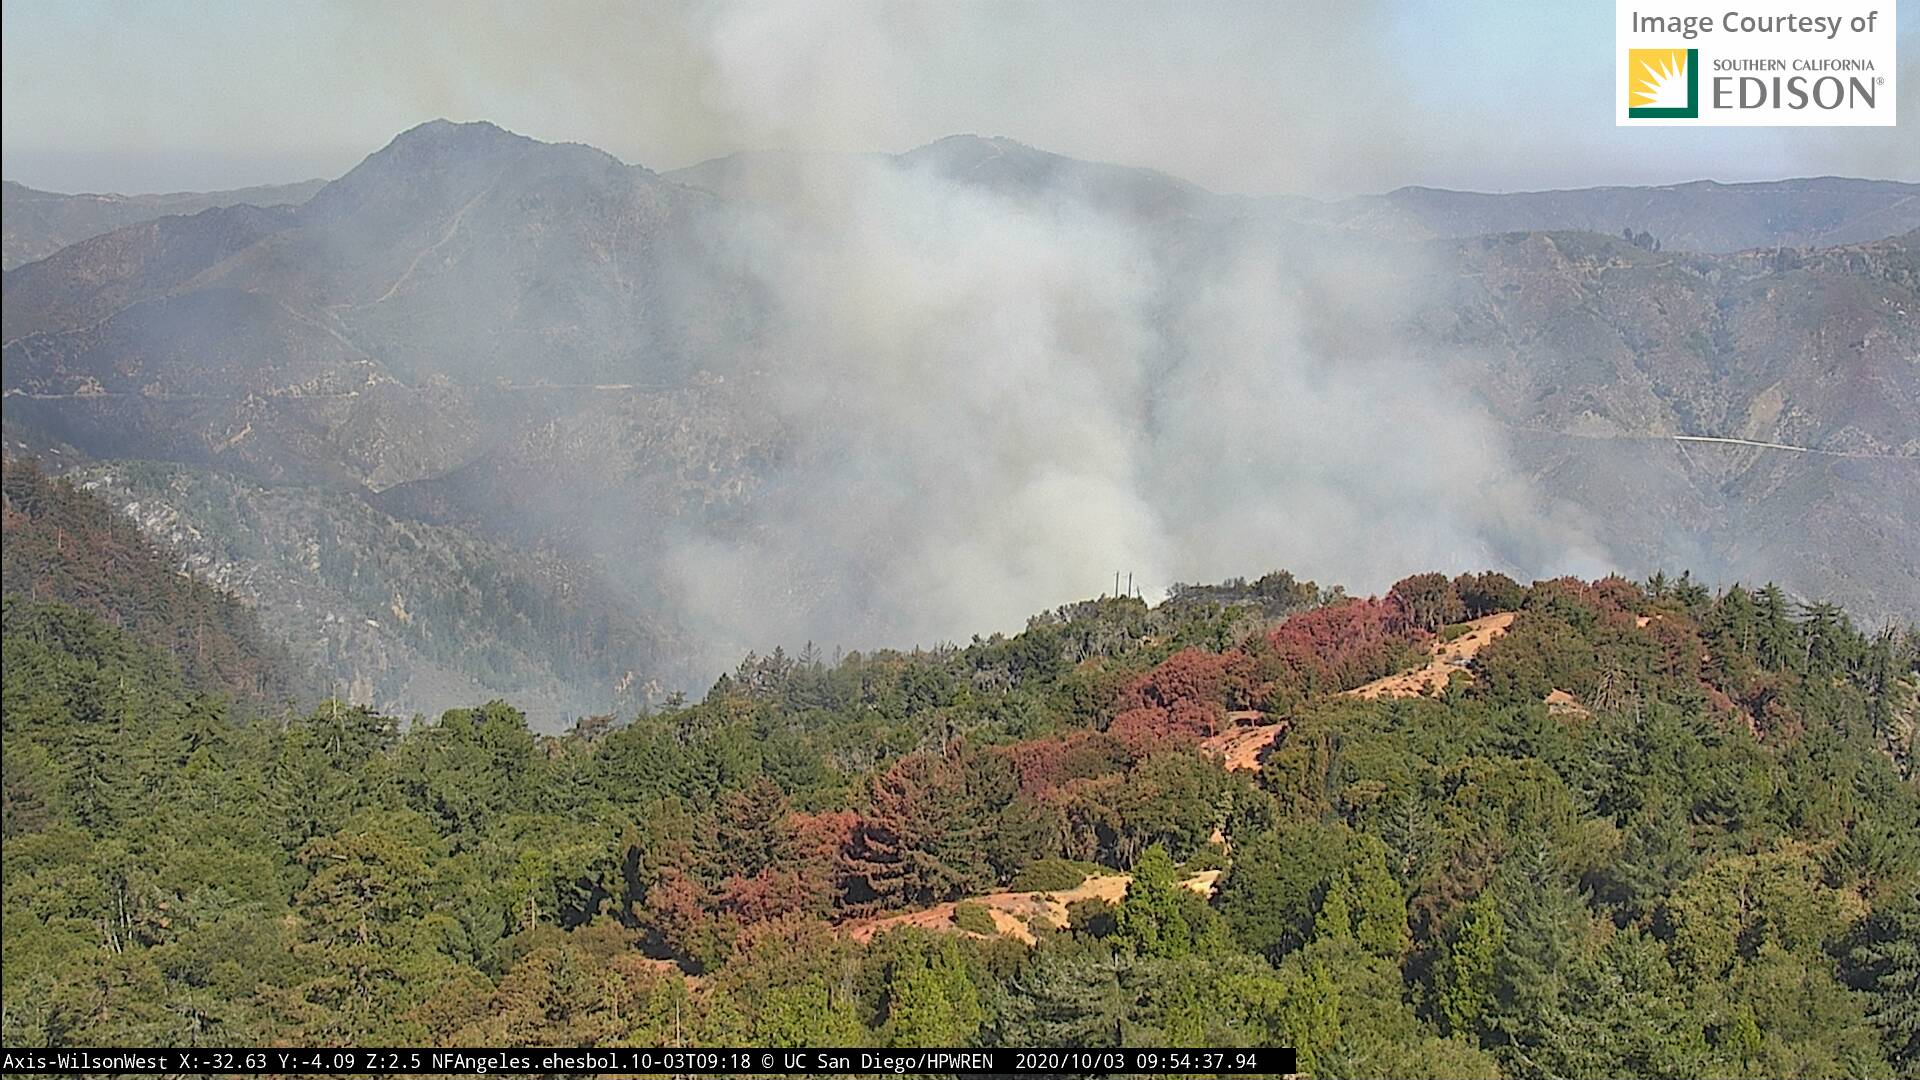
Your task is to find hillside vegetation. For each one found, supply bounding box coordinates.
[5,562,1916,1078]
[1,457,306,708]
[69,461,683,723]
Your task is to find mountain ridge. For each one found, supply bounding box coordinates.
[1,176,325,270]
[3,120,1914,722]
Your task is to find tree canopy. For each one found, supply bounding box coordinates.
[5,519,1918,1076]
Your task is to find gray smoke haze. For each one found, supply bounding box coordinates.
[647,130,1611,665]
[627,4,1615,668]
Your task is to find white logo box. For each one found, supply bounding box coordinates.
[1617,0,1898,125]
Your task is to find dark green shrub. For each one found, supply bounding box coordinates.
[953,900,997,935]
[1011,857,1098,892]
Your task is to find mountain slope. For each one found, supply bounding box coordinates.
[1,177,324,270]
[0,457,305,707]
[69,461,688,724]
[1421,229,1920,453]
[1302,177,1920,254]
[5,120,729,390]
[1,203,301,342]
[1421,229,1920,623]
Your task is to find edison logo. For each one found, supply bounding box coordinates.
[1627,48,1699,118]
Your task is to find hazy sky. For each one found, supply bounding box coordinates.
[2,0,1913,196]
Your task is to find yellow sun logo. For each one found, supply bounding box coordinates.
[1628,48,1698,118]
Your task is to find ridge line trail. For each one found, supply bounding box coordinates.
[373,186,492,306]
[1203,611,1521,773]
[843,869,1222,945]
[1669,434,1912,459]
[1516,425,1914,462]
[1347,610,1517,700]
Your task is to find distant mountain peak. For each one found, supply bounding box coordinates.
[898,133,1057,172]
[301,119,640,228]
[385,118,529,148]
[915,133,1034,152]
[353,119,542,174]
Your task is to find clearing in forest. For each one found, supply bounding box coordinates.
[1201,710,1287,772]
[1205,610,1522,773]
[843,870,1221,945]
[1347,611,1516,700]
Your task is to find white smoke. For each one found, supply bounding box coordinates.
[656,135,1612,665]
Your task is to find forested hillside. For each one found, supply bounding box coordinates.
[1,458,306,708]
[5,565,1916,1078]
